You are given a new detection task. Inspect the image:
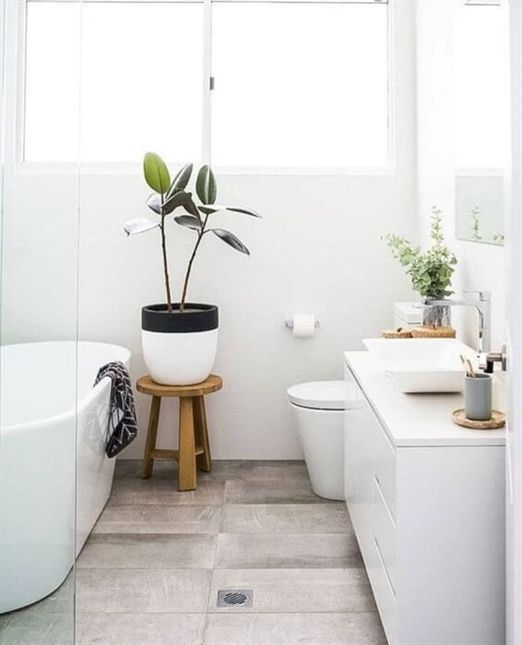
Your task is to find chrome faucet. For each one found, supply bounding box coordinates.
[426,290,491,354]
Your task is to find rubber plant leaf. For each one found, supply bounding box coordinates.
[146,193,162,215]
[200,204,262,218]
[224,206,262,218]
[183,195,203,222]
[196,165,217,205]
[143,152,171,195]
[167,163,193,198]
[211,228,250,255]
[123,217,159,236]
[174,215,202,231]
[163,190,192,215]
[198,205,221,215]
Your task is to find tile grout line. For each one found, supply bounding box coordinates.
[201,478,227,645]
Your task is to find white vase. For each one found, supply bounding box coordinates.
[141,303,219,385]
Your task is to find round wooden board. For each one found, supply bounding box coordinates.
[452,409,505,430]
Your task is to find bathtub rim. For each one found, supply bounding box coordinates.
[0,340,131,434]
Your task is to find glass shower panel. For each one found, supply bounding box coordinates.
[0,1,81,643]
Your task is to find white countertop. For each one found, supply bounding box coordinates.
[345,351,506,447]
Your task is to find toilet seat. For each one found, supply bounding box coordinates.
[287,380,356,411]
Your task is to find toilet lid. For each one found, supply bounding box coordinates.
[287,380,358,410]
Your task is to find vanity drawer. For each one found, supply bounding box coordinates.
[372,420,397,519]
[367,533,398,645]
[372,476,397,593]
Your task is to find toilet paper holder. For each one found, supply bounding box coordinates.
[284,318,320,330]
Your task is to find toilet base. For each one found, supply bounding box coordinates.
[291,404,345,501]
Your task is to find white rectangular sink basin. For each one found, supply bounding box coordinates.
[363,338,478,393]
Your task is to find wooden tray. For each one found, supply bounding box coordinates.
[452,409,506,430]
[411,326,456,338]
[382,328,413,339]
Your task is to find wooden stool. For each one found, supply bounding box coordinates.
[136,374,223,491]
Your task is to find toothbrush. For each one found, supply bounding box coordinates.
[460,354,475,378]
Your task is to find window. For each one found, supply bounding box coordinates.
[25,2,82,163]
[23,0,390,170]
[211,2,389,168]
[25,1,204,163]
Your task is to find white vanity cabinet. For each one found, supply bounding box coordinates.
[344,352,506,645]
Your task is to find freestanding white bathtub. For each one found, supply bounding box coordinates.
[0,341,131,614]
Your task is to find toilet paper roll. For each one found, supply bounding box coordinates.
[292,313,316,338]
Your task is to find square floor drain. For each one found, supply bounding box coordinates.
[217,589,253,608]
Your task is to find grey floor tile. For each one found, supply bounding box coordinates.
[224,479,328,504]
[93,504,221,534]
[215,533,362,569]
[209,460,309,483]
[77,612,205,645]
[78,534,216,569]
[0,612,74,645]
[114,460,143,479]
[0,573,75,645]
[222,504,351,534]
[202,612,387,645]
[18,573,75,616]
[76,569,211,613]
[110,478,225,506]
[114,460,310,485]
[208,568,375,613]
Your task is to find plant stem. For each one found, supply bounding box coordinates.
[180,214,209,312]
[159,199,173,313]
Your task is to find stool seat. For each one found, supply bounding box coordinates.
[137,374,223,398]
[137,374,223,491]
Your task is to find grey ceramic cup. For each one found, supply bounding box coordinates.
[465,374,492,421]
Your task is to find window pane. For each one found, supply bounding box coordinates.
[25,2,204,163]
[25,3,81,162]
[454,5,510,169]
[211,2,389,169]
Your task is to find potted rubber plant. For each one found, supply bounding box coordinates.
[124,153,261,385]
[383,207,458,327]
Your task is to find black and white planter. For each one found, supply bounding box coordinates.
[141,303,219,385]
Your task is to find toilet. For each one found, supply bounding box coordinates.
[287,380,357,501]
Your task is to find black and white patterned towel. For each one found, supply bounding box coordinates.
[94,361,138,458]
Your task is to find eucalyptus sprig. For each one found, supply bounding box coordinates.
[124,153,261,312]
[383,207,457,300]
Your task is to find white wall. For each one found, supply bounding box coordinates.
[1,2,417,459]
[416,0,507,351]
[79,2,417,460]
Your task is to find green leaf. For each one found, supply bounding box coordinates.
[183,196,202,222]
[211,228,250,255]
[167,163,193,198]
[196,165,217,205]
[199,204,262,218]
[163,190,191,215]
[146,193,162,215]
[174,215,202,231]
[199,206,219,216]
[143,152,171,194]
[225,206,262,218]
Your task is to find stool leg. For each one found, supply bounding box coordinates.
[141,396,161,479]
[178,397,197,491]
[193,396,212,473]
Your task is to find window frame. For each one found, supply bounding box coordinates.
[10,0,395,176]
